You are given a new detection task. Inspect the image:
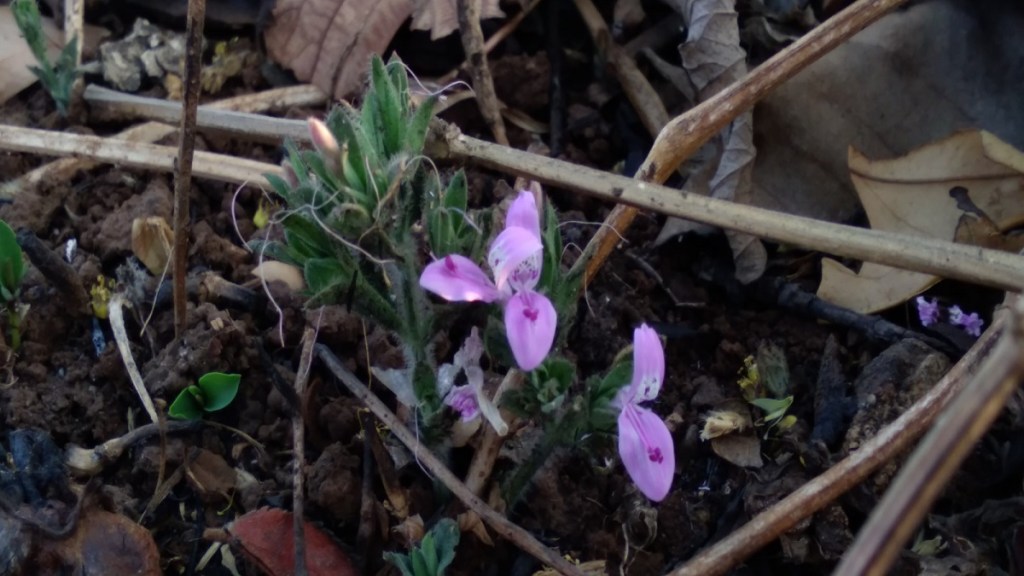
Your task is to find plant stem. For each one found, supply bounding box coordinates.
[172,0,206,338]
[7,308,20,351]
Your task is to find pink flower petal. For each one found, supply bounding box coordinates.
[618,403,675,501]
[420,255,500,303]
[621,324,664,404]
[506,191,542,241]
[504,291,556,371]
[488,226,542,292]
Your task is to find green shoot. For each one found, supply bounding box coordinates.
[0,220,27,349]
[168,372,241,420]
[12,0,80,116]
[383,518,459,576]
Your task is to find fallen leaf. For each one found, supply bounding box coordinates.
[251,260,306,291]
[265,0,413,99]
[225,507,358,576]
[652,0,766,283]
[131,216,174,275]
[0,6,63,108]
[710,433,763,468]
[950,186,1024,252]
[751,0,1024,224]
[409,0,504,41]
[817,131,1024,313]
[185,448,237,504]
[37,509,161,575]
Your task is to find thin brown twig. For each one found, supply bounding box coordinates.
[834,296,1024,576]
[315,345,585,576]
[463,369,523,496]
[432,128,1024,292]
[665,312,1005,576]
[571,0,910,288]
[292,325,317,576]
[457,0,509,146]
[1,84,324,198]
[173,0,206,338]
[437,0,544,85]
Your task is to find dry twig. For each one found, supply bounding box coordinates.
[433,128,1024,292]
[292,326,317,576]
[666,313,1006,576]
[173,0,206,338]
[108,294,160,424]
[572,0,910,287]
[835,296,1024,575]
[315,345,584,576]
[1,84,324,198]
[457,0,509,146]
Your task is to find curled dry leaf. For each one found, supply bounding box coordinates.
[652,0,765,283]
[221,507,358,576]
[817,131,1024,314]
[131,216,173,275]
[410,0,504,41]
[252,260,306,292]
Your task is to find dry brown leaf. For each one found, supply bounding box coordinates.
[710,433,763,468]
[185,449,237,503]
[817,131,1024,313]
[264,0,414,99]
[652,0,765,283]
[131,216,173,275]
[37,509,161,575]
[410,0,504,41]
[0,6,64,108]
[752,1,1024,224]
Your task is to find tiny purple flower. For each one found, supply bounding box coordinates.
[616,324,674,502]
[420,191,557,371]
[444,385,480,421]
[915,296,940,327]
[949,305,984,337]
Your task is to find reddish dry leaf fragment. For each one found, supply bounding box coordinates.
[264,0,414,99]
[227,507,358,576]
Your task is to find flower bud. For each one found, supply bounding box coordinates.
[307,117,339,155]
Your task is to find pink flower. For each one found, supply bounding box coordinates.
[616,324,674,502]
[420,192,556,371]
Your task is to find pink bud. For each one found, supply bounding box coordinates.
[307,118,339,155]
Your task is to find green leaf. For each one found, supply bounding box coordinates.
[430,519,460,575]
[197,372,241,412]
[305,257,348,299]
[405,94,437,155]
[756,342,790,398]
[168,388,203,420]
[0,220,25,300]
[370,55,402,157]
[420,534,439,575]
[382,552,416,576]
[410,550,430,576]
[749,395,793,422]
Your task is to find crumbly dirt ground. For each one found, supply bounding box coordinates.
[0,2,1021,575]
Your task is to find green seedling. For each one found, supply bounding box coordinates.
[383,518,459,576]
[12,0,80,116]
[0,220,27,349]
[168,372,241,420]
[737,343,797,435]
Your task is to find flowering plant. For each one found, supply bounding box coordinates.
[615,324,674,501]
[420,191,556,371]
[915,296,985,337]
